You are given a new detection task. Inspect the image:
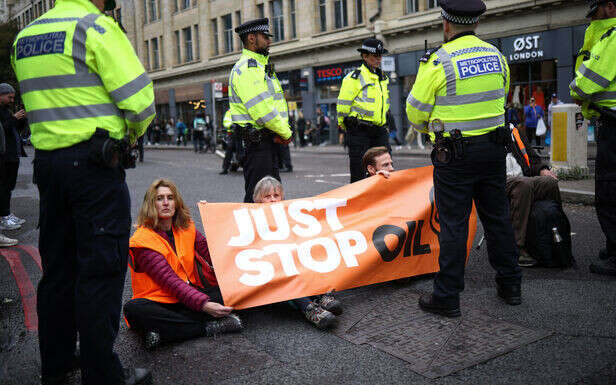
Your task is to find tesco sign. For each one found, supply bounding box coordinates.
[314,61,361,85]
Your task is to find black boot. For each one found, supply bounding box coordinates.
[497,284,522,305]
[590,256,616,276]
[418,293,461,317]
[219,170,229,175]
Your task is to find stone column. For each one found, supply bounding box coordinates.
[347,0,356,26]
[283,0,290,40]
[326,0,334,31]
[169,88,177,120]
[162,0,174,67]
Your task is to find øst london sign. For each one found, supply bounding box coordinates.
[509,35,543,62]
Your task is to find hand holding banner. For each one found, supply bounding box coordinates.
[199,166,477,309]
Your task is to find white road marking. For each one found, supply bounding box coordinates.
[315,179,345,186]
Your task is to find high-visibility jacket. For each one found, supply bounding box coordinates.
[11,0,155,150]
[337,64,390,130]
[570,18,616,119]
[222,109,233,133]
[228,49,291,140]
[406,33,509,139]
[128,222,215,304]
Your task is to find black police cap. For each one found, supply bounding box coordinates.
[586,0,610,18]
[234,18,273,37]
[438,0,486,25]
[357,38,388,55]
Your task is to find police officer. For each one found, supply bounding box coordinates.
[406,0,521,317]
[337,38,391,183]
[571,0,616,276]
[228,18,293,202]
[12,0,155,383]
[220,109,236,174]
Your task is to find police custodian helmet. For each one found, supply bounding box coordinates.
[234,18,273,37]
[438,0,486,25]
[357,38,388,55]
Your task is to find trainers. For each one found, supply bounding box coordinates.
[0,232,18,247]
[303,302,336,329]
[315,290,342,316]
[589,257,616,276]
[7,214,25,225]
[518,248,538,267]
[0,216,21,231]
[144,331,161,351]
[205,313,243,336]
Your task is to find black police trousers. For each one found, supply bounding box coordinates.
[432,140,521,307]
[595,114,616,257]
[123,285,223,343]
[34,142,130,385]
[348,127,389,183]
[243,136,280,203]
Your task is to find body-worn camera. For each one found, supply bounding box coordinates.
[431,119,451,164]
[89,128,138,169]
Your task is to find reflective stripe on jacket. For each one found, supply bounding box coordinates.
[570,18,616,119]
[129,222,211,303]
[337,64,390,130]
[406,34,509,139]
[228,49,291,139]
[11,0,155,150]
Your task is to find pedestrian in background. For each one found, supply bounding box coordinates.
[0,85,18,247]
[165,118,175,145]
[523,97,544,145]
[296,111,306,147]
[505,103,521,128]
[193,113,206,152]
[0,83,27,233]
[176,117,187,146]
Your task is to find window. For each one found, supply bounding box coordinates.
[257,4,264,19]
[356,0,363,24]
[235,11,242,50]
[142,0,147,24]
[334,0,348,29]
[183,27,193,62]
[173,0,178,12]
[160,36,165,67]
[223,14,233,53]
[319,0,327,32]
[148,0,156,21]
[144,40,150,70]
[211,18,219,55]
[175,30,181,64]
[194,25,200,60]
[290,0,296,38]
[405,0,418,13]
[427,0,437,8]
[270,0,284,42]
[151,38,159,69]
[181,0,190,10]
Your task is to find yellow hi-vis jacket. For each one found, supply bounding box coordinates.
[337,64,390,130]
[11,0,155,150]
[570,18,616,119]
[222,110,233,132]
[406,33,509,140]
[228,49,292,140]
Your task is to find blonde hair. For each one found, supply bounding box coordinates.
[253,176,284,203]
[137,179,192,230]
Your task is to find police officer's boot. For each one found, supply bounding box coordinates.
[589,255,616,276]
[496,284,522,306]
[125,367,153,385]
[418,293,461,317]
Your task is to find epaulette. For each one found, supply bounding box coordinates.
[247,58,258,68]
[420,45,441,63]
[577,50,591,61]
[601,27,615,40]
[350,69,361,79]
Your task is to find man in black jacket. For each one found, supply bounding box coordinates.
[506,126,560,267]
[0,83,27,232]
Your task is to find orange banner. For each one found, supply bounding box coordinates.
[199,166,477,309]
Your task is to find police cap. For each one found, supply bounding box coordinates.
[438,0,486,25]
[586,0,611,18]
[234,18,273,37]
[357,38,388,55]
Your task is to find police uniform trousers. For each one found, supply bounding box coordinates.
[432,139,522,306]
[0,159,19,217]
[348,126,390,183]
[595,114,616,258]
[243,135,280,203]
[34,142,130,384]
[124,285,223,343]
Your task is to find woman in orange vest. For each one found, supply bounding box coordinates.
[123,179,242,350]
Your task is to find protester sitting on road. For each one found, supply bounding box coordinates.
[362,146,394,179]
[506,126,561,267]
[253,176,342,329]
[124,179,242,350]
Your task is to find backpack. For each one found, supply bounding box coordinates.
[526,200,576,268]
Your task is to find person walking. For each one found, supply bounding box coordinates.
[176,117,187,146]
[337,38,391,183]
[523,97,544,146]
[570,0,616,276]
[406,0,521,317]
[296,111,306,147]
[228,18,292,202]
[12,0,156,383]
[0,84,27,232]
[192,113,206,152]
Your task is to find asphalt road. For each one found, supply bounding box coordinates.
[1,147,615,384]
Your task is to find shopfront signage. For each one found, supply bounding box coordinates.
[509,34,543,61]
[381,56,396,72]
[314,61,362,85]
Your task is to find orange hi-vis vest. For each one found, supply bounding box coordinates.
[129,222,214,304]
[511,126,530,168]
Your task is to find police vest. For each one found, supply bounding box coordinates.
[128,222,217,304]
[406,33,509,138]
[228,49,292,140]
[11,0,155,150]
[337,64,390,130]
